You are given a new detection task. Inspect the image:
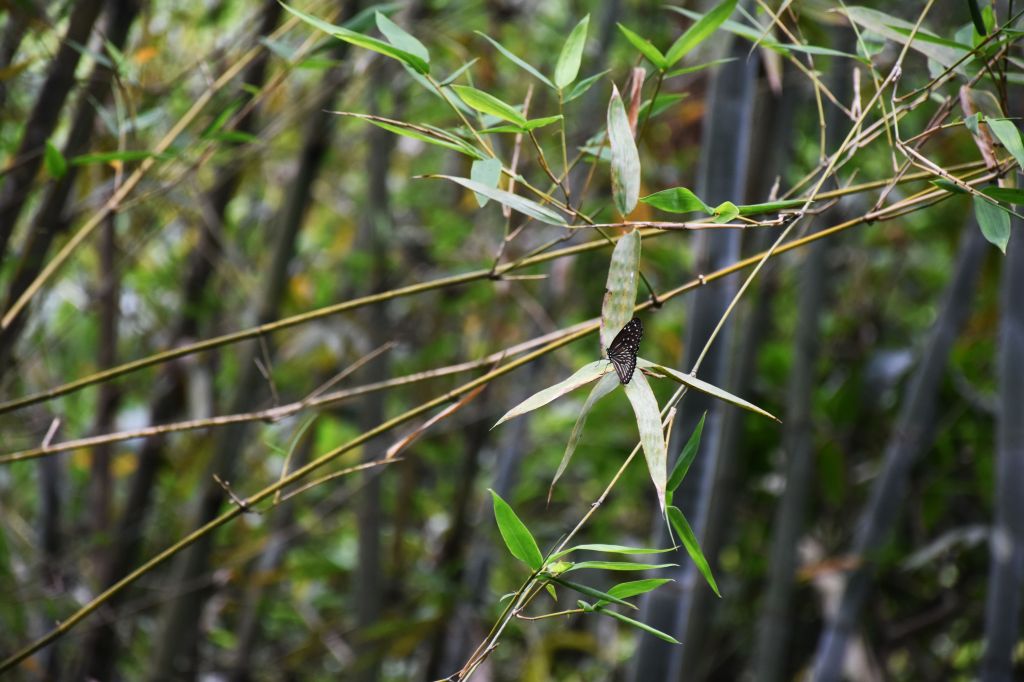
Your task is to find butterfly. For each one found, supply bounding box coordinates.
[606,317,643,384]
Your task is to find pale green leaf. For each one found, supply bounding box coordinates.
[474,32,555,89]
[712,200,739,223]
[667,411,705,502]
[490,489,544,570]
[470,157,503,207]
[607,86,641,216]
[640,187,712,214]
[554,15,589,89]
[494,360,608,427]
[640,359,779,421]
[374,11,429,63]
[600,229,641,350]
[617,23,667,70]
[549,576,636,609]
[431,175,568,225]
[565,561,677,572]
[594,606,680,643]
[987,118,1024,170]
[551,544,674,560]
[564,70,609,103]
[338,112,485,158]
[550,371,618,501]
[594,578,673,607]
[974,194,1011,253]
[623,370,667,514]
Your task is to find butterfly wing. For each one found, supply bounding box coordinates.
[606,317,643,384]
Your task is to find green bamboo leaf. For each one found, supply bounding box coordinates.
[984,187,1024,205]
[664,0,736,67]
[470,158,503,207]
[565,561,677,572]
[616,23,667,70]
[640,187,712,214]
[595,578,673,607]
[641,359,779,422]
[554,15,589,89]
[474,32,555,89]
[43,141,67,179]
[439,58,479,86]
[986,118,1024,170]
[494,360,608,427]
[623,371,667,514]
[638,93,688,120]
[667,505,720,597]
[490,489,544,570]
[548,576,636,609]
[667,411,706,501]
[735,198,807,215]
[374,11,429,63]
[712,200,739,223]
[666,57,736,78]
[594,605,680,643]
[550,371,618,502]
[522,115,564,131]
[451,85,528,127]
[841,6,968,70]
[564,70,609,103]
[974,194,1011,253]
[338,112,484,158]
[282,3,430,74]
[600,229,641,351]
[550,544,675,560]
[430,175,568,225]
[607,86,641,216]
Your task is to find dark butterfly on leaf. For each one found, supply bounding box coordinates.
[606,317,643,384]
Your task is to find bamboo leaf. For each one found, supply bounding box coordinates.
[667,505,720,597]
[338,112,485,158]
[986,118,1024,170]
[430,175,568,225]
[640,187,712,214]
[474,32,556,89]
[494,360,608,427]
[667,411,705,502]
[490,489,544,570]
[600,229,641,350]
[641,359,779,422]
[735,198,807,215]
[282,3,430,74]
[554,15,589,89]
[470,158,503,207]
[564,70,609,103]
[451,84,528,127]
[617,24,667,70]
[594,578,673,607]
[594,605,680,643]
[565,561,677,572]
[623,370,667,514]
[984,187,1024,205]
[607,86,641,216]
[374,11,430,63]
[974,194,1011,253]
[664,0,736,67]
[44,142,67,179]
[550,372,618,501]
[712,200,739,223]
[549,576,636,609]
[551,544,675,560]
[666,57,736,78]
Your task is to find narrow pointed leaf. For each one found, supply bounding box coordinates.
[374,11,430,63]
[623,371,667,513]
[490,489,544,570]
[641,359,779,422]
[600,229,641,350]
[551,371,618,501]
[595,578,673,607]
[338,112,484,158]
[974,194,1011,253]
[617,24,667,70]
[564,70,609,103]
[666,58,736,78]
[640,187,712,214]
[664,0,736,67]
[594,606,681,643]
[986,118,1024,170]
[607,86,641,216]
[667,411,705,499]
[549,576,636,609]
[522,115,564,131]
[554,15,589,89]
[736,198,807,215]
[282,3,430,74]
[984,187,1024,205]
[565,561,677,573]
[451,84,528,127]
[551,544,675,560]
[475,32,555,89]
[470,158,503,207]
[667,505,720,597]
[430,175,568,225]
[494,360,608,427]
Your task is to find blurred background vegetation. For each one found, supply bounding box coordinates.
[0,0,1021,680]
